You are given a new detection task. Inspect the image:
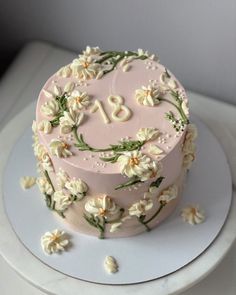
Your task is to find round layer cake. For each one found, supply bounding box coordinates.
[33,47,197,238]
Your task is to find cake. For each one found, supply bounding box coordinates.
[32,47,197,239]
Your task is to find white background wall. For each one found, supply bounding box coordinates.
[0,0,236,104]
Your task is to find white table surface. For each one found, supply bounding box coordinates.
[0,42,236,294]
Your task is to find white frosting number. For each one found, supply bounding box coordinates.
[107,95,132,122]
[90,95,132,124]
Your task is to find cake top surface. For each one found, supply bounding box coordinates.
[36,47,189,175]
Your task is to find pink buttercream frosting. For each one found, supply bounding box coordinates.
[35,54,189,238]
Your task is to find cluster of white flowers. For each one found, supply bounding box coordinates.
[49,139,72,158]
[32,121,54,172]
[53,190,72,212]
[41,229,69,255]
[135,85,162,107]
[136,127,160,142]
[117,150,162,181]
[36,176,54,195]
[158,184,178,205]
[85,195,120,222]
[59,110,84,134]
[56,168,88,200]
[182,124,198,169]
[181,205,205,225]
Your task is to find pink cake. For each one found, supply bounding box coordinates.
[32,47,197,239]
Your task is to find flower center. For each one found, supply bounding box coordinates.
[145,89,152,97]
[83,62,90,68]
[99,208,107,217]
[76,96,82,103]
[51,233,60,242]
[129,157,140,166]
[190,207,197,215]
[62,142,69,149]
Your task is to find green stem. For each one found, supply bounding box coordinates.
[115,177,142,190]
[160,97,189,124]
[44,170,55,192]
[138,217,151,232]
[144,204,165,225]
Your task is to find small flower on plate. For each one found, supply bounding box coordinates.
[41,229,69,255]
[20,176,36,190]
[181,205,205,225]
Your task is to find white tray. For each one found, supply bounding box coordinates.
[3,116,232,285]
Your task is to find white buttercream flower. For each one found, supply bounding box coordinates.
[33,142,47,160]
[41,99,59,117]
[50,139,72,158]
[137,48,150,58]
[85,195,120,222]
[59,110,84,134]
[40,153,54,172]
[32,120,37,134]
[128,197,153,218]
[41,229,69,255]
[53,191,72,212]
[43,83,75,99]
[57,65,72,78]
[160,71,178,90]
[181,205,205,225]
[65,178,88,199]
[136,127,160,142]
[158,184,178,205]
[82,46,101,56]
[117,151,160,181]
[38,120,52,134]
[183,154,195,169]
[185,124,198,142]
[148,144,164,156]
[104,256,119,274]
[20,176,36,190]
[36,177,53,195]
[70,55,101,80]
[56,168,70,189]
[135,85,162,106]
[67,90,91,110]
[182,124,197,169]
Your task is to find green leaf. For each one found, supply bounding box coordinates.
[115,176,142,190]
[150,176,165,188]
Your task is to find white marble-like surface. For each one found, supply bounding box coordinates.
[0,42,236,294]
[0,102,236,295]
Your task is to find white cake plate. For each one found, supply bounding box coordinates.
[2,115,232,285]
